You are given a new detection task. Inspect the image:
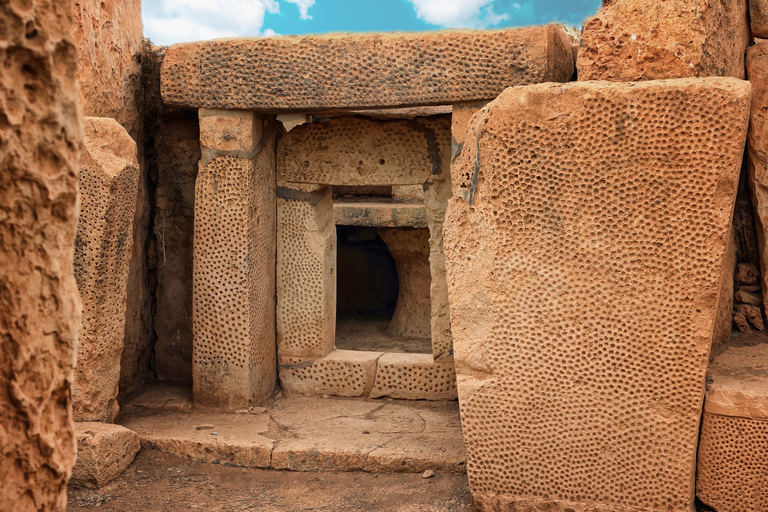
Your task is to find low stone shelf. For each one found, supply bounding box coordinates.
[333,199,428,228]
[697,343,768,512]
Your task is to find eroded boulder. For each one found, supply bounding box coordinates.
[71,423,141,488]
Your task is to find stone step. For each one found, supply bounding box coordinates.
[120,390,466,474]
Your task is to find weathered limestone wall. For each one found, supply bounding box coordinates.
[193,110,276,409]
[0,0,82,509]
[161,26,574,111]
[751,0,768,38]
[73,117,140,422]
[578,0,749,81]
[445,78,750,511]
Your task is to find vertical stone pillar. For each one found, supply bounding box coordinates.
[0,0,81,509]
[276,184,336,362]
[193,109,276,409]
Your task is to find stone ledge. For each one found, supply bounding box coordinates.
[161,25,574,111]
[704,343,768,420]
[334,200,428,228]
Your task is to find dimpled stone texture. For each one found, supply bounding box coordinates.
[0,0,81,509]
[277,187,336,359]
[73,117,139,423]
[369,354,458,401]
[279,350,382,398]
[277,116,445,186]
[578,0,749,82]
[193,137,277,409]
[161,26,574,111]
[444,78,750,512]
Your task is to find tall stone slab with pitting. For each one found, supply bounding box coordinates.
[194,110,276,409]
[0,0,81,509]
[160,26,574,112]
[578,0,749,81]
[444,78,750,512]
[73,117,140,422]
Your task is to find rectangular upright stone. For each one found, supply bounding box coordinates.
[161,26,574,112]
[276,185,336,360]
[193,110,276,409]
[445,78,750,512]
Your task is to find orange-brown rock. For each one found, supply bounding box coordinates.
[73,0,143,139]
[73,117,140,423]
[445,78,750,511]
[378,228,432,340]
[0,0,82,509]
[747,43,768,324]
[737,262,760,285]
[161,26,574,111]
[751,0,768,37]
[70,423,140,488]
[697,343,768,512]
[578,0,749,81]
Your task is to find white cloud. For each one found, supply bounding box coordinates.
[407,0,509,28]
[285,0,315,20]
[142,0,281,45]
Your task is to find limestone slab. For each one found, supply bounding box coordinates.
[278,350,383,398]
[199,109,262,152]
[0,1,81,508]
[73,117,140,422]
[71,423,141,489]
[578,0,749,81]
[334,201,428,228]
[369,354,458,401]
[444,78,750,512]
[161,26,574,111]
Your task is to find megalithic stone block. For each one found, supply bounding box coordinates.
[444,78,750,512]
[73,117,140,423]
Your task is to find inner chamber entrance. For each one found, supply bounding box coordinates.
[335,225,432,353]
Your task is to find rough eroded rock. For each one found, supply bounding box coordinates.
[751,0,768,38]
[71,423,141,488]
[0,1,82,509]
[73,117,140,422]
[578,0,749,81]
[445,78,750,512]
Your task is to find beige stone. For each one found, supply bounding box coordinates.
[379,229,432,339]
[193,127,277,409]
[161,26,574,111]
[278,350,383,397]
[747,43,768,325]
[199,109,262,152]
[73,0,142,139]
[697,343,768,512]
[73,117,140,422]
[712,232,736,355]
[277,116,445,187]
[392,185,425,201]
[0,1,81,508]
[445,78,750,512]
[736,289,762,305]
[578,0,749,81]
[751,0,768,37]
[369,354,458,400]
[334,200,428,228]
[734,312,751,332]
[276,185,336,360]
[737,262,760,285]
[71,423,140,488]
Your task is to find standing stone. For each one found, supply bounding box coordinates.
[445,78,750,512]
[750,0,768,38]
[578,0,749,81]
[73,117,140,422]
[747,42,768,325]
[0,0,82,509]
[193,110,276,409]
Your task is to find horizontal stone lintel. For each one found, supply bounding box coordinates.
[333,200,427,228]
[161,25,574,111]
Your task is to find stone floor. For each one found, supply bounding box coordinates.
[118,386,466,473]
[67,449,473,512]
[335,315,433,353]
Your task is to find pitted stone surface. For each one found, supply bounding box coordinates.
[73,117,140,423]
[71,423,141,489]
[578,0,749,82]
[0,1,81,508]
[277,186,336,359]
[697,343,768,512]
[161,26,574,111]
[444,78,750,512]
[751,0,768,37]
[278,116,448,186]
[369,354,458,401]
[279,350,383,397]
[334,200,428,228]
[199,109,262,152]
[193,136,277,409]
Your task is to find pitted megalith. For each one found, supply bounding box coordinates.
[445,78,750,512]
[73,117,140,423]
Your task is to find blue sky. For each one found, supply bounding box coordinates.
[143,0,601,46]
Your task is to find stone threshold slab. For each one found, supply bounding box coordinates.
[120,391,466,474]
